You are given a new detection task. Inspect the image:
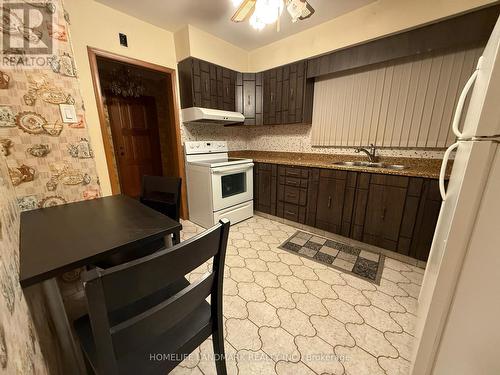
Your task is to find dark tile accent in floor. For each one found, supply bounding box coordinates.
[304,241,323,252]
[279,231,386,285]
[352,258,379,280]
[324,239,359,255]
[282,241,302,253]
[314,252,335,264]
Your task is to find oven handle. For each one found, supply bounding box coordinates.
[211,163,254,175]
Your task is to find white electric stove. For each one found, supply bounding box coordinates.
[184,141,254,228]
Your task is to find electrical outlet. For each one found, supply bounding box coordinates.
[119,33,128,47]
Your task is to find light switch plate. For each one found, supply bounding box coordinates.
[59,104,77,123]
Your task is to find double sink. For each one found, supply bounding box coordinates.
[332,161,407,170]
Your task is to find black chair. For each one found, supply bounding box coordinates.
[140,175,182,245]
[74,219,230,375]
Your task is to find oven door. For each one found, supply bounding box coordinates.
[211,163,254,212]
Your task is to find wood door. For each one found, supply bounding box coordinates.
[107,95,163,198]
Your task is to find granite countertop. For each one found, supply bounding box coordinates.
[229,150,450,179]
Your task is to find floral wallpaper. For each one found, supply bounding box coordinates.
[0,0,101,211]
[0,154,49,374]
[0,0,101,374]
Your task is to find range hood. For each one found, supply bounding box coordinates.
[181,107,245,125]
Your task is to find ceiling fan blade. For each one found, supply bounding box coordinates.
[299,1,315,20]
[231,0,256,23]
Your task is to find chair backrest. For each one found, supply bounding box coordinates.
[83,219,230,374]
[141,175,182,220]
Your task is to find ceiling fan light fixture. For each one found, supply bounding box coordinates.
[249,12,265,30]
[253,0,284,26]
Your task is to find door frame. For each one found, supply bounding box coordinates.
[87,47,188,219]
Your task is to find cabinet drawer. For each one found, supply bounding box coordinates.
[283,203,299,222]
[278,166,309,178]
[282,203,306,223]
[319,169,347,180]
[279,176,308,188]
[280,185,307,206]
[285,167,309,179]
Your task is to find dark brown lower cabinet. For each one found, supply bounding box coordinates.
[315,170,348,235]
[253,163,441,261]
[253,163,277,215]
[410,179,442,260]
[362,177,408,251]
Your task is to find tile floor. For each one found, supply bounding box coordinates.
[172,216,423,375]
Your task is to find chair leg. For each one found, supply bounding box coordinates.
[212,329,227,375]
[173,230,181,245]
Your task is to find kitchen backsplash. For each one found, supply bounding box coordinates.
[182,123,448,159]
[0,0,101,212]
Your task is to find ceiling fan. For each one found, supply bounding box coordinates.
[231,0,315,30]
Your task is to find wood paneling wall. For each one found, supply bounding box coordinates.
[311,45,484,148]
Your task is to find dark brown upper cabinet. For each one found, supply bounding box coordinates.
[178,57,236,110]
[236,73,263,125]
[263,61,313,126]
[178,57,313,126]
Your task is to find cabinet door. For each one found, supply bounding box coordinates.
[243,78,256,118]
[281,65,290,124]
[263,71,270,124]
[216,66,224,109]
[255,72,263,125]
[295,61,306,123]
[268,70,277,124]
[315,176,347,234]
[288,63,298,123]
[275,67,283,124]
[200,70,211,108]
[363,184,407,250]
[222,68,235,111]
[410,179,441,261]
[255,163,277,215]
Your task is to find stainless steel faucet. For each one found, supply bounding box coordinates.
[355,144,378,162]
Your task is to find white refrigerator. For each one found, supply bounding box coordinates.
[412,16,500,375]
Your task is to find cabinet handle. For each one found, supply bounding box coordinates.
[286,193,296,199]
[205,80,208,92]
[286,210,296,216]
[226,86,229,96]
[290,88,294,99]
[381,207,387,220]
[271,93,274,103]
[328,196,332,208]
[247,95,251,106]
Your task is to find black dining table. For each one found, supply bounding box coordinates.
[19,194,182,374]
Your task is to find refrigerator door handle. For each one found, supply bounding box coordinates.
[452,56,484,138]
[439,142,460,200]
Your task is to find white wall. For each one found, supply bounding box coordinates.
[65,0,178,196]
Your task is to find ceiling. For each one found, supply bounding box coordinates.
[95,0,376,50]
